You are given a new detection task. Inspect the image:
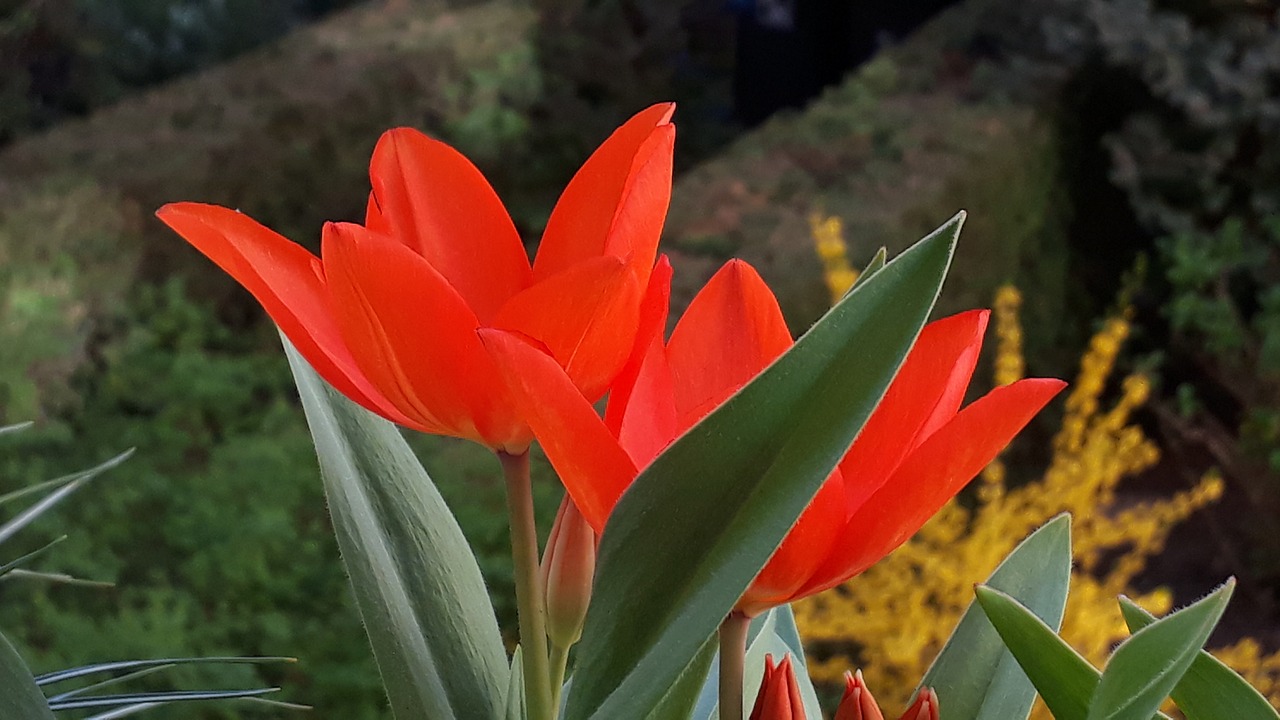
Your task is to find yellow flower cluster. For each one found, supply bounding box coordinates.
[1214,638,1280,703]
[794,268,1234,709]
[810,213,860,304]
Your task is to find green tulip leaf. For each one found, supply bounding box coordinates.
[0,631,54,720]
[1119,594,1280,720]
[976,585,1101,720]
[285,341,507,720]
[1087,581,1234,720]
[565,214,961,720]
[920,513,1072,720]
[645,637,716,720]
[846,246,888,295]
[505,647,526,720]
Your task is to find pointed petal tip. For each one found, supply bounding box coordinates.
[155,202,181,218]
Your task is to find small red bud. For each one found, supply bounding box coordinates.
[897,687,940,720]
[834,669,885,720]
[540,497,595,649]
[748,654,806,720]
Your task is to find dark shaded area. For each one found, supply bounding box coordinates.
[731,0,961,125]
[0,0,362,144]
[1054,59,1153,327]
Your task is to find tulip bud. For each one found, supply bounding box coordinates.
[749,654,806,720]
[897,688,940,720]
[834,670,884,720]
[540,497,595,649]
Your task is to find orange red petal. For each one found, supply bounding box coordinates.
[322,222,525,449]
[368,127,531,323]
[738,470,848,616]
[801,377,1067,596]
[666,259,792,431]
[836,310,988,511]
[749,654,807,720]
[478,329,639,533]
[155,202,421,430]
[493,256,644,403]
[534,103,674,283]
[834,670,885,720]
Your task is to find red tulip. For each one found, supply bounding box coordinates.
[834,671,939,720]
[748,654,806,720]
[834,670,884,720]
[897,689,940,720]
[480,256,1066,613]
[156,104,675,452]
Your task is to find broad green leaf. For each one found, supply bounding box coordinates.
[645,637,715,720]
[566,214,961,720]
[1087,581,1234,720]
[0,630,54,720]
[285,341,507,720]
[976,586,1100,720]
[919,513,1072,720]
[1119,596,1280,720]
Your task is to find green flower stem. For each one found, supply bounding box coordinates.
[500,451,554,720]
[548,642,571,713]
[719,610,750,720]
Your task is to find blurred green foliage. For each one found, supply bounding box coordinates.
[0,0,361,143]
[1048,1,1280,474]
[0,280,560,718]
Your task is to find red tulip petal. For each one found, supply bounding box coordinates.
[365,191,391,236]
[798,378,1066,597]
[750,655,806,720]
[156,203,423,430]
[616,337,680,471]
[493,255,644,402]
[322,222,525,449]
[479,329,639,533]
[533,103,675,283]
[666,259,793,431]
[837,310,989,512]
[738,469,848,616]
[368,128,532,323]
[834,670,886,720]
[605,256,678,462]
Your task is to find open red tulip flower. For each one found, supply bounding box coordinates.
[480,256,1066,615]
[156,104,675,453]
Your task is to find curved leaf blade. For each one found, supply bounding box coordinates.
[566,214,961,720]
[1087,581,1233,720]
[976,585,1100,720]
[285,340,507,720]
[0,630,55,720]
[1119,595,1280,720]
[645,636,715,720]
[920,514,1072,720]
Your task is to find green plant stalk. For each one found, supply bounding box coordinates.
[549,642,570,713]
[501,451,554,720]
[719,611,750,720]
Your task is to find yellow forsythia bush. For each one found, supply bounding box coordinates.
[797,214,1278,712]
